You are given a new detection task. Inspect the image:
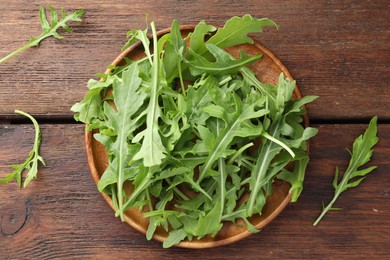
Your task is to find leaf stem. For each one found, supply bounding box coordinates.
[313,196,338,226]
[0,6,84,64]
[165,178,190,201]
[14,110,44,187]
[177,60,186,96]
[15,110,40,153]
[227,142,253,165]
[0,43,32,64]
[262,131,295,158]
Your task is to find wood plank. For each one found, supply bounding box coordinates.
[0,0,389,120]
[0,123,389,258]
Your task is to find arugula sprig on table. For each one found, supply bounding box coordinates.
[0,110,45,188]
[0,5,85,64]
[72,14,318,247]
[313,116,379,226]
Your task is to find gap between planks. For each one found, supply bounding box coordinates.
[2,116,390,125]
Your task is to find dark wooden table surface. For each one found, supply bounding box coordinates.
[1,1,389,259]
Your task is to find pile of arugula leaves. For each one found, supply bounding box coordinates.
[72,15,318,247]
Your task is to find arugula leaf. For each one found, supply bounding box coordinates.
[163,228,188,248]
[185,75,219,126]
[246,117,285,216]
[187,44,262,76]
[132,22,167,167]
[122,25,153,65]
[189,21,216,54]
[0,110,45,187]
[207,15,278,49]
[313,116,379,226]
[278,156,310,202]
[100,63,146,220]
[0,5,85,64]
[193,199,223,237]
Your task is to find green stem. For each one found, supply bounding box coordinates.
[313,157,360,226]
[262,131,295,158]
[313,196,338,226]
[15,110,41,154]
[177,59,186,96]
[0,43,32,64]
[227,142,253,165]
[146,189,154,211]
[165,178,190,201]
[221,208,246,221]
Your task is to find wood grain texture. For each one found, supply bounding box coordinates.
[0,0,389,120]
[0,124,389,259]
[0,0,389,259]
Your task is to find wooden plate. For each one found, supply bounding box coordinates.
[85,25,309,248]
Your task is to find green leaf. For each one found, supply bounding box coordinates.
[222,209,260,234]
[132,22,167,167]
[39,6,51,32]
[155,167,190,181]
[278,156,310,202]
[71,88,103,123]
[163,228,188,248]
[185,75,219,126]
[170,19,186,55]
[193,200,223,238]
[189,21,216,54]
[187,44,262,76]
[146,189,174,240]
[207,14,278,49]
[0,110,45,188]
[122,26,152,65]
[314,116,379,226]
[97,159,117,192]
[0,5,85,64]
[284,127,318,148]
[241,66,277,101]
[101,63,146,220]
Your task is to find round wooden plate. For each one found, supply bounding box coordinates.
[85,25,309,249]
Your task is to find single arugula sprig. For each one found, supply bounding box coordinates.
[0,110,46,188]
[313,116,379,226]
[0,5,85,64]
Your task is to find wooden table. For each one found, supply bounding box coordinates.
[1,1,389,258]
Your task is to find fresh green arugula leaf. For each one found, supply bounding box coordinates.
[163,228,188,248]
[187,44,262,76]
[189,21,216,54]
[122,25,153,65]
[313,116,379,226]
[278,156,310,202]
[0,110,45,187]
[99,63,146,220]
[0,5,85,64]
[132,22,167,167]
[207,15,278,49]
